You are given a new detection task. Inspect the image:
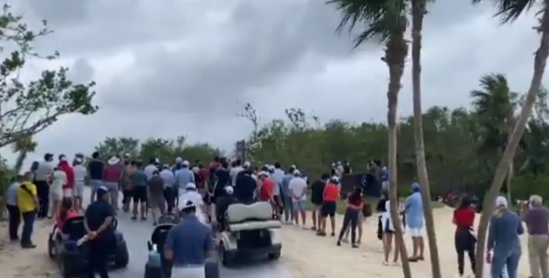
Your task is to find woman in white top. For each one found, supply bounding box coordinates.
[49,167,67,218]
[381,200,400,265]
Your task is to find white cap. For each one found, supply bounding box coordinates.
[75,157,83,163]
[185,183,196,190]
[330,176,339,183]
[496,196,508,207]
[225,186,234,194]
[243,161,251,168]
[124,153,130,158]
[182,160,190,166]
[258,171,269,177]
[293,169,301,176]
[178,200,196,211]
[108,157,120,165]
[175,157,183,163]
[59,155,67,162]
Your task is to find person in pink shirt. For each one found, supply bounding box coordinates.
[56,199,80,233]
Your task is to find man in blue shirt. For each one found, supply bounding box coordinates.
[174,160,195,195]
[405,182,424,261]
[165,200,214,277]
[6,176,21,241]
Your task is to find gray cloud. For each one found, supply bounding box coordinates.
[1,0,542,171]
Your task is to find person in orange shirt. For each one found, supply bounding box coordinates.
[317,176,340,236]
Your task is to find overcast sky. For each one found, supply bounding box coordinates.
[0,0,542,166]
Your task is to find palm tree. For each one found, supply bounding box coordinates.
[410,0,442,277]
[327,0,411,277]
[470,1,549,277]
[470,74,518,202]
[12,135,37,174]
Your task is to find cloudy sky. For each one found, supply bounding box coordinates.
[0,0,542,166]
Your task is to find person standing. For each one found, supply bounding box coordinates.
[487,196,524,278]
[174,160,195,197]
[310,173,329,231]
[317,176,339,237]
[288,169,308,228]
[280,165,295,224]
[129,161,149,220]
[160,164,176,212]
[84,186,116,278]
[122,160,136,213]
[164,200,215,277]
[103,156,123,210]
[453,195,477,277]
[17,172,38,248]
[405,182,425,261]
[49,165,67,219]
[6,176,21,241]
[73,158,87,211]
[522,195,549,278]
[234,161,256,204]
[336,186,363,248]
[88,152,105,203]
[144,158,158,181]
[58,155,75,202]
[148,170,166,226]
[229,159,244,186]
[34,153,54,219]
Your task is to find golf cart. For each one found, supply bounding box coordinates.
[144,222,220,278]
[218,201,282,266]
[47,216,129,278]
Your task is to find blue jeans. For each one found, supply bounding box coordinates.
[21,211,36,246]
[491,250,521,278]
[90,179,103,191]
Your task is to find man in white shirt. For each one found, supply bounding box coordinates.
[34,153,55,219]
[229,159,244,186]
[72,158,87,211]
[144,158,159,181]
[178,183,206,223]
[288,169,308,227]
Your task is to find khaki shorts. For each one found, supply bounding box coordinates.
[63,188,73,198]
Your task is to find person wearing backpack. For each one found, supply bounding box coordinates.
[17,171,38,248]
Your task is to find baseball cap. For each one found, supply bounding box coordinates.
[178,200,196,211]
[243,161,251,168]
[225,186,234,194]
[411,182,420,191]
[258,171,269,177]
[182,160,190,166]
[175,157,182,163]
[186,183,197,190]
[330,176,339,183]
[293,169,301,176]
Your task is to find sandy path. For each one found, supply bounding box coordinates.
[278,207,532,278]
[0,219,59,278]
[0,206,534,278]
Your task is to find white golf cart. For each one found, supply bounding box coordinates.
[217,201,282,266]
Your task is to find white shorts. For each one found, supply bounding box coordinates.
[63,188,73,198]
[171,266,205,278]
[407,227,424,237]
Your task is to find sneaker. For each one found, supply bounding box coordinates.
[337,241,341,246]
[21,243,36,249]
[331,232,335,237]
[311,226,317,231]
[352,244,359,248]
[131,216,137,220]
[316,231,326,236]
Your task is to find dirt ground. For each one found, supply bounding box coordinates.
[0,207,533,278]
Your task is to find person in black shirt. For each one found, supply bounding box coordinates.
[84,186,115,278]
[234,167,257,204]
[215,186,238,231]
[88,152,105,203]
[212,160,230,204]
[310,173,330,231]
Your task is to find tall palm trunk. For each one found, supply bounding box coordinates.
[385,33,412,278]
[411,1,442,278]
[475,6,549,278]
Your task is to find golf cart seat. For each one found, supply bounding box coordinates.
[226,202,281,231]
[148,224,175,252]
[61,216,87,241]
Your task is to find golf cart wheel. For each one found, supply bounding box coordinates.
[268,252,281,260]
[47,236,55,258]
[218,245,233,267]
[115,245,130,268]
[59,257,75,278]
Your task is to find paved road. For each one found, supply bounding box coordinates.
[82,187,293,278]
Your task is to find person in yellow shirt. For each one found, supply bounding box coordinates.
[17,171,38,248]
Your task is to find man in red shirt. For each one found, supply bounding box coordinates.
[58,155,75,201]
[258,171,279,218]
[103,156,123,210]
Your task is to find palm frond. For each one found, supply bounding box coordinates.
[327,0,408,47]
[494,0,535,24]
